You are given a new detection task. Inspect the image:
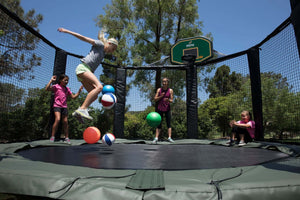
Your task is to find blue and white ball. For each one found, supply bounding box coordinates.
[102,133,116,146]
[102,85,115,94]
[101,93,117,109]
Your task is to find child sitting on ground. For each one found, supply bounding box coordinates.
[227,110,255,146]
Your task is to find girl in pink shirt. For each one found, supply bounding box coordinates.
[228,110,255,146]
[46,75,83,143]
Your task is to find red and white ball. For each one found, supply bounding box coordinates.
[101,93,117,109]
[102,133,116,146]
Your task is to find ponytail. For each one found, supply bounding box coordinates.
[98,29,107,43]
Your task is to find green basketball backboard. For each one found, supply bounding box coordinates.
[170,37,213,64]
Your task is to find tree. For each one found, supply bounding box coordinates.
[198,96,234,138]
[0,87,50,141]
[200,65,251,138]
[260,72,300,138]
[0,82,25,112]
[206,65,242,98]
[96,0,206,106]
[0,0,43,80]
[0,0,44,141]
[123,99,187,140]
[198,69,300,140]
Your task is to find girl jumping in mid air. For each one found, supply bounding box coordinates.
[57,27,118,122]
[46,75,83,143]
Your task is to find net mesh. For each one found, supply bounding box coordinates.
[259,23,300,140]
[0,3,299,143]
[199,55,251,138]
[0,7,55,141]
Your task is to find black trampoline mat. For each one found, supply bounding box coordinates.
[18,143,289,170]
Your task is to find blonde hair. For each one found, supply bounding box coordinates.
[98,29,106,43]
[241,110,252,120]
[98,29,118,46]
[107,38,118,46]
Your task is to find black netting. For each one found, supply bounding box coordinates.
[199,55,251,138]
[0,7,55,141]
[259,23,300,141]
[124,69,187,140]
[1,2,299,143]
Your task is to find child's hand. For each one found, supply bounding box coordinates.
[229,120,236,127]
[57,28,66,33]
[79,85,83,92]
[46,76,56,91]
[51,75,57,82]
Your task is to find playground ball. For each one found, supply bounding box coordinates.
[83,127,101,144]
[102,85,115,94]
[146,112,162,127]
[101,93,117,109]
[102,133,116,146]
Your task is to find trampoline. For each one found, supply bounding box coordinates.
[1,139,300,200]
[18,142,290,170]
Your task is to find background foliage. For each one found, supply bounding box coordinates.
[0,0,299,143]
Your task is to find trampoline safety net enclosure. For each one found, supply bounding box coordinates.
[1,0,300,200]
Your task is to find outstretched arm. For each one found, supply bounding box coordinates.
[58,28,95,45]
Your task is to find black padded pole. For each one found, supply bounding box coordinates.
[49,49,68,140]
[185,59,198,139]
[53,49,67,75]
[113,68,126,138]
[155,69,162,111]
[290,0,300,59]
[247,48,263,140]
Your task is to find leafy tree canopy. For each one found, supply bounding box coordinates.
[206,65,242,98]
[96,0,208,104]
[0,0,43,80]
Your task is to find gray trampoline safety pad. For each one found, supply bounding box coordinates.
[0,139,300,200]
[126,170,165,190]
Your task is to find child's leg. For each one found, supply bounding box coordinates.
[239,134,245,142]
[155,128,161,138]
[153,128,161,143]
[231,127,238,141]
[166,111,172,138]
[51,111,61,137]
[62,114,68,138]
[168,128,172,138]
[78,72,103,109]
[155,112,163,139]
[236,128,248,145]
[232,132,236,140]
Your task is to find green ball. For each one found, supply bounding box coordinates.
[146,112,162,127]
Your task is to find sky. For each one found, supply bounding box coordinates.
[20,0,292,57]
[18,0,292,111]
